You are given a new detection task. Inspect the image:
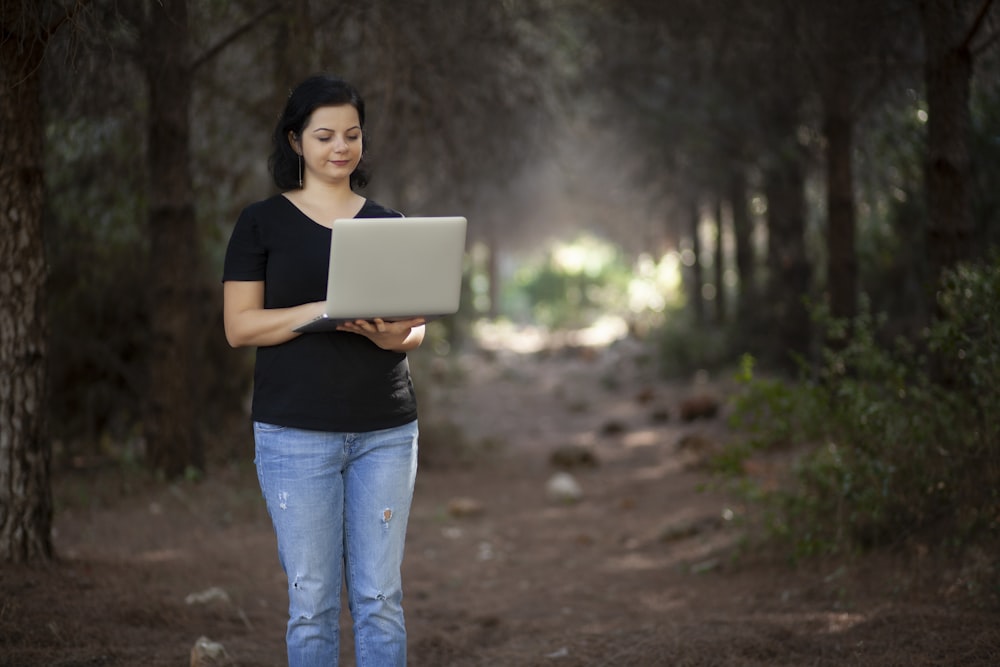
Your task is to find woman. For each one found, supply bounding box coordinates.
[222,74,424,666]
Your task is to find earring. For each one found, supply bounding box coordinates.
[298,154,303,188]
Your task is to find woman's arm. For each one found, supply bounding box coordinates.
[223,280,324,348]
[337,317,426,352]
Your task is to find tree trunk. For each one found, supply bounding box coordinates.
[920,0,976,295]
[272,0,317,118]
[823,74,857,324]
[686,197,705,325]
[139,0,203,477]
[487,234,500,320]
[0,10,53,562]
[729,166,755,327]
[764,139,811,373]
[714,196,726,324]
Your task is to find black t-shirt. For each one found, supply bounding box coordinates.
[222,195,418,432]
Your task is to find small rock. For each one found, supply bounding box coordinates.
[190,636,232,667]
[634,386,656,404]
[185,587,230,606]
[599,419,627,436]
[690,557,721,574]
[546,645,570,658]
[679,394,720,421]
[675,432,719,469]
[546,472,583,503]
[657,516,721,542]
[477,541,496,561]
[548,444,599,469]
[447,497,484,518]
[477,614,501,629]
[649,406,670,423]
[676,432,715,453]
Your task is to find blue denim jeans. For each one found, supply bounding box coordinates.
[253,419,419,667]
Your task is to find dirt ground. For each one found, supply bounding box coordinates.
[2,327,999,666]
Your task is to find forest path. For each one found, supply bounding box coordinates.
[2,327,997,666]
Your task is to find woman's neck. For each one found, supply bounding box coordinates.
[286,181,366,225]
[302,179,360,206]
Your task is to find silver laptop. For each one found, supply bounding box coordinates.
[293,216,467,333]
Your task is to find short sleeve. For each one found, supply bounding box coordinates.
[222,205,267,282]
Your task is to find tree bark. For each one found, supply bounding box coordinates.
[686,197,705,325]
[764,138,811,373]
[138,0,203,477]
[713,196,726,324]
[823,73,857,324]
[486,231,500,320]
[919,0,976,294]
[271,0,317,118]
[729,166,755,328]
[0,8,53,562]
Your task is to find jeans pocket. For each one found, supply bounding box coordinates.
[253,421,287,433]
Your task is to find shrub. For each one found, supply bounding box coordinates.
[726,253,1000,561]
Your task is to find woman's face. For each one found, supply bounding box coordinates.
[292,104,363,186]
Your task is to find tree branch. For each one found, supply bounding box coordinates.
[971,26,1000,56]
[44,0,93,41]
[189,1,280,72]
[960,0,995,51]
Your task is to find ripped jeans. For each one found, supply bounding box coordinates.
[253,419,418,667]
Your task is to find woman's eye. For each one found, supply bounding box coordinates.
[347,135,360,141]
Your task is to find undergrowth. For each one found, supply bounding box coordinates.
[722,254,999,594]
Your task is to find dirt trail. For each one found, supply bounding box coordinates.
[1,333,998,666]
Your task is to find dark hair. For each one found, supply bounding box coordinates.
[268,74,370,190]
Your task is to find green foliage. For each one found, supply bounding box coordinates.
[931,257,1000,404]
[726,254,1000,562]
[727,354,826,451]
[500,234,632,329]
[653,309,734,378]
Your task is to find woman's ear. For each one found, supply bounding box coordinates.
[287,131,301,155]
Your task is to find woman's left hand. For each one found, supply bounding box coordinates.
[336,317,426,351]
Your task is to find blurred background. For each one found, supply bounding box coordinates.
[4,0,997,482]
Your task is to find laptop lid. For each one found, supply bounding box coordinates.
[294,216,467,333]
